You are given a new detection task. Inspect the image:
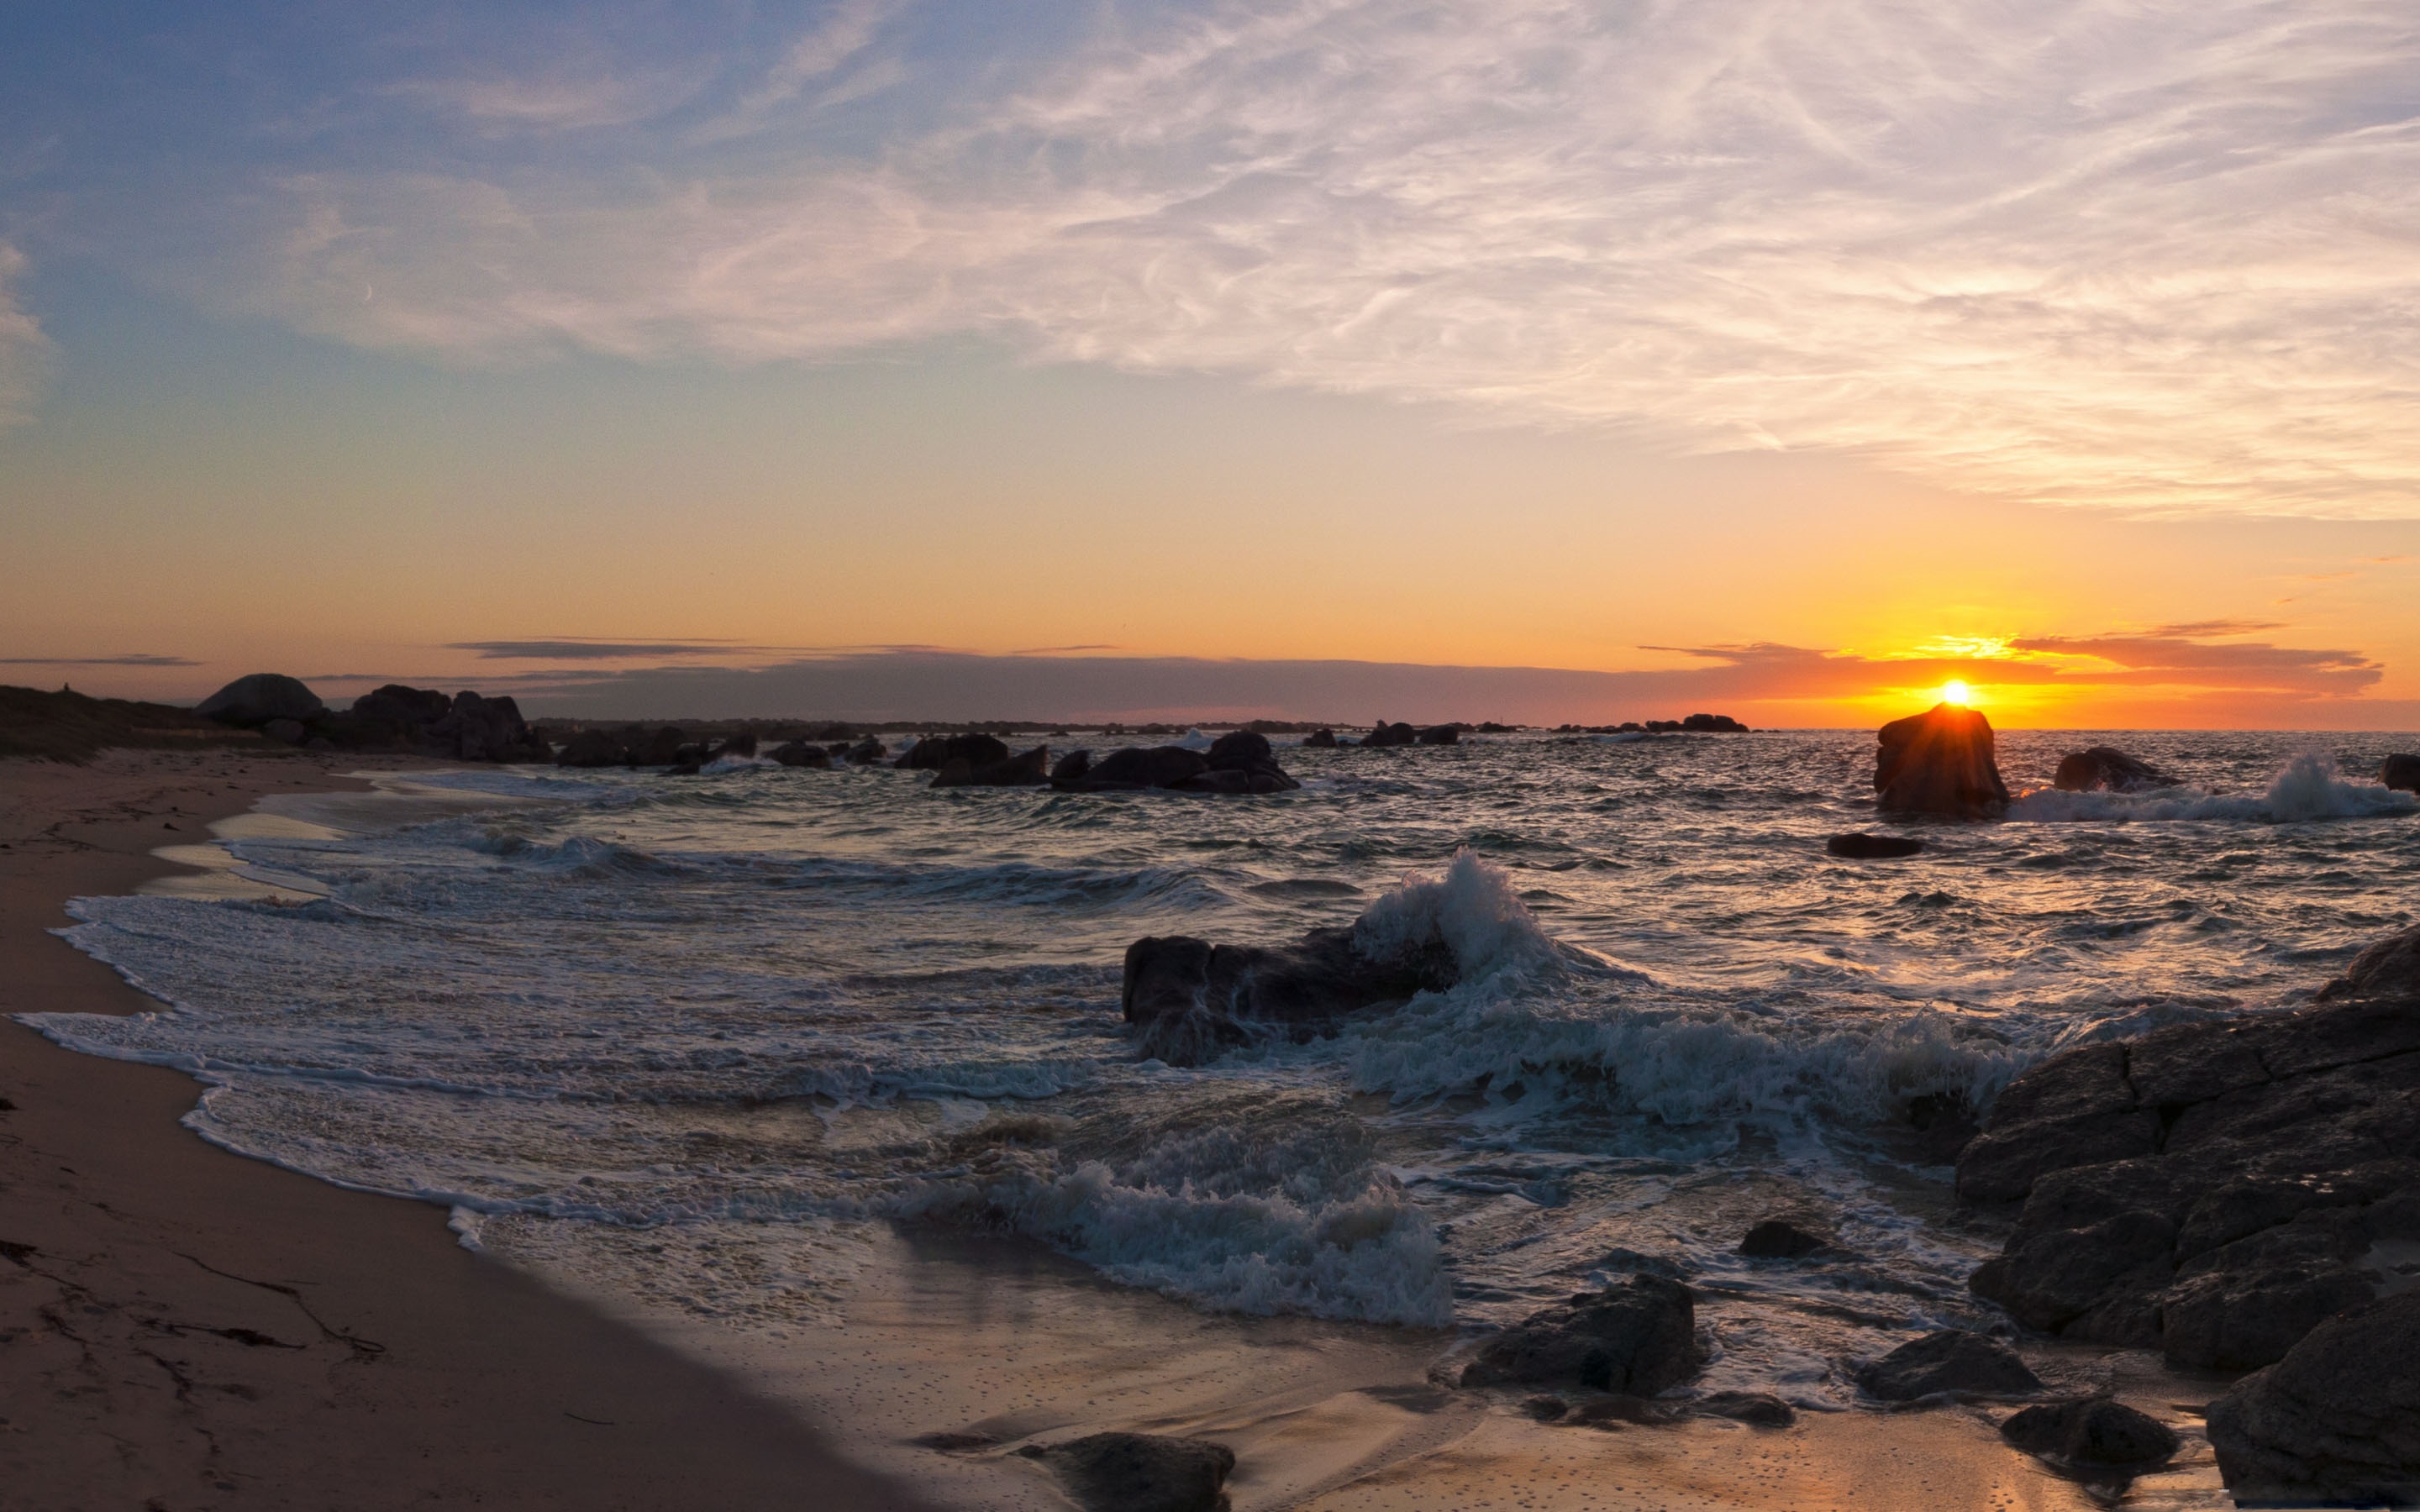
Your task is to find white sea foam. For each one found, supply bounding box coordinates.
[2011,752,2416,823]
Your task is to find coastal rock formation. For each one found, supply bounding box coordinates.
[2384,753,2420,793]
[2054,747,2177,793]
[1875,704,2010,818]
[1018,1432,1237,1512]
[1302,728,1338,748]
[931,745,1050,788]
[1680,713,1749,732]
[769,739,831,768]
[2001,1398,2179,1470]
[196,673,325,727]
[1416,723,1460,745]
[1856,1331,2041,1402]
[897,733,1010,771]
[1826,832,1924,859]
[843,737,886,764]
[2205,1289,2420,1506]
[1458,1276,1700,1395]
[1122,918,1455,1065]
[1960,921,2420,1372]
[1362,721,1418,748]
[1696,1391,1794,1427]
[1055,731,1301,796]
[1738,1220,1828,1259]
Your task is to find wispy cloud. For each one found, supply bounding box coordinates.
[0,244,52,428]
[448,638,776,660]
[0,653,200,667]
[210,0,2420,517]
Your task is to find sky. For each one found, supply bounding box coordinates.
[3,0,2419,727]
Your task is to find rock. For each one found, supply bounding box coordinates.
[2001,1398,2179,1468]
[1856,1331,2042,1402]
[1072,745,1207,790]
[1122,917,1456,1065]
[1738,1220,1828,1259]
[1522,1394,1569,1421]
[1680,713,1749,732]
[2207,1289,2420,1507]
[718,731,758,759]
[429,690,537,762]
[931,745,1050,788]
[1187,730,1302,793]
[1051,749,1092,781]
[1958,922,2420,1371]
[1303,728,1338,748]
[769,740,832,769]
[2383,753,2420,793]
[1560,1394,1678,1428]
[1052,740,1301,795]
[348,684,453,732]
[2053,747,2178,793]
[1874,704,2010,818]
[630,727,688,767]
[197,674,325,727]
[897,733,1010,771]
[1826,832,1924,859]
[556,729,626,768]
[1696,1391,1794,1427]
[1018,1431,1236,1512]
[844,738,886,764]
[261,717,307,745]
[1458,1275,1700,1396]
[1416,724,1460,745]
[1361,721,1418,748]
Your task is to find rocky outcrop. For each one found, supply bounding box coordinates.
[2054,746,2177,793]
[1738,1220,1828,1259]
[897,733,1010,771]
[1018,1432,1236,1512]
[1856,1331,2041,1402]
[196,674,326,727]
[1054,731,1301,796]
[1415,723,1460,745]
[1679,713,1749,732]
[842,737,886,764]
[2384,753,2420,794]
[932,745,1050,788]
[1959,921,2420,1372]
[1457,1276,1700,1395]
[770,739,832,769]
[2205,1289,2420,1507]
[1875,704,2009,817]
[1122,918,1456,1065]
[1302,728,1338,748]
[2001,1398,2178,1472]
[1361,721,1418,748]
[1826,832,1924,859]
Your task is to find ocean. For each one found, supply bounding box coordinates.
[32,728,2420,1410]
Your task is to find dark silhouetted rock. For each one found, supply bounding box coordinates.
[1522,1394,1568,1421]
[1697,1391,1793,1427]
[1738,1220,1828,1259]
[1459,1276,1700,1396]
[1362,721,1418,748]
[1827,832,1924,859]
[1303,728,1337,748]
[629,727,687,767]
[2206,1289,2420,1508]
[897,733,1010,771]
[770,739,831,769]
[2001,1398,2179,1468]
[1018,1431,1236,1512]
[1856,1331,2041,1402]
[1123,918,1456,1065]
[1680,713,1749,732]
[2054,747,2178,793]
[1076,745,1207,790]
[1416,724,1460,745]
[843,738,886,764]
[197,674,324,727]
[430,690,537,762]
[1960,921,2420,1372]
[718,731,758,759]
[556,729,625,768]
[1875,704,2009,818]
[1050,748,1091,781]
[931,744,1050,788]
[349,684,453,732]
[2381,753,2420,793]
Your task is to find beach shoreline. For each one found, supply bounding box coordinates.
[0,748,939,1512]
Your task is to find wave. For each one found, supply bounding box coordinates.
[2010,753,2416,823]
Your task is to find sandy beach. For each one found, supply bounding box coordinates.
[0,748,2250,1511]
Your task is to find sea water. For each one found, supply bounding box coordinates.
[31,731,2420,1408]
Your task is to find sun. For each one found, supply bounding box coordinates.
[1940,680,1973,706]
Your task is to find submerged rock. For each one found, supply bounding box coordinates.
[196,672,324,727]
[2001,1397,2179,1469]
[1361,720,1418,748]
[1302,728,1338,748]
[1874,704,2009,818]
[1018,1432,1236,1512]
[2384,753,2420,793]
[1825,832,1923,859]
[555,728,626,768]
[2054,746,2177,793]
[2206,1289,2420,1508]
[1053,731,1301,795]
[1458,1275,1700,1396]
[1959,921,2420,1372]
[843,737,886,764]
[897,732,1010,771]
[932,744,1050,788]
[1415,723,1460,745]
[769,739,831,768]
[1737,1220,1828,1259]
[1122,921,1455,1065]
[1856,1331,2041,1402]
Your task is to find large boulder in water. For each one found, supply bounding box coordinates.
[1874,703,2009,817]
[2054,747,2177,793]
[1123,921,1455,1064]
[196,674,324,727]
[2205,1289,2420,1506]
[1053,735,1300,795]
[1959,921,2420,1371]
[931,744,1050,788]
[1361,720,1417,748]
[1458,1276,1700,1395]
[2383,753,2420,793]
[897,732,1009,770]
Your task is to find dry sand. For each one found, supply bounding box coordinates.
[0,749,2234,1510]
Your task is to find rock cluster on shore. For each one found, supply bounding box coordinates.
[197,674,546,762]
[1052,730,1302,795]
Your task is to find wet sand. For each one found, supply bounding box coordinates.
[1,748,2232,1510]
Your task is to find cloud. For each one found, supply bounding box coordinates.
[0,244,52,428]
[448,638,774,660]
[0,654,200,667]
[209,0,2420,517]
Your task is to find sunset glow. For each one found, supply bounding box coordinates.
[1941,681,1974,707]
